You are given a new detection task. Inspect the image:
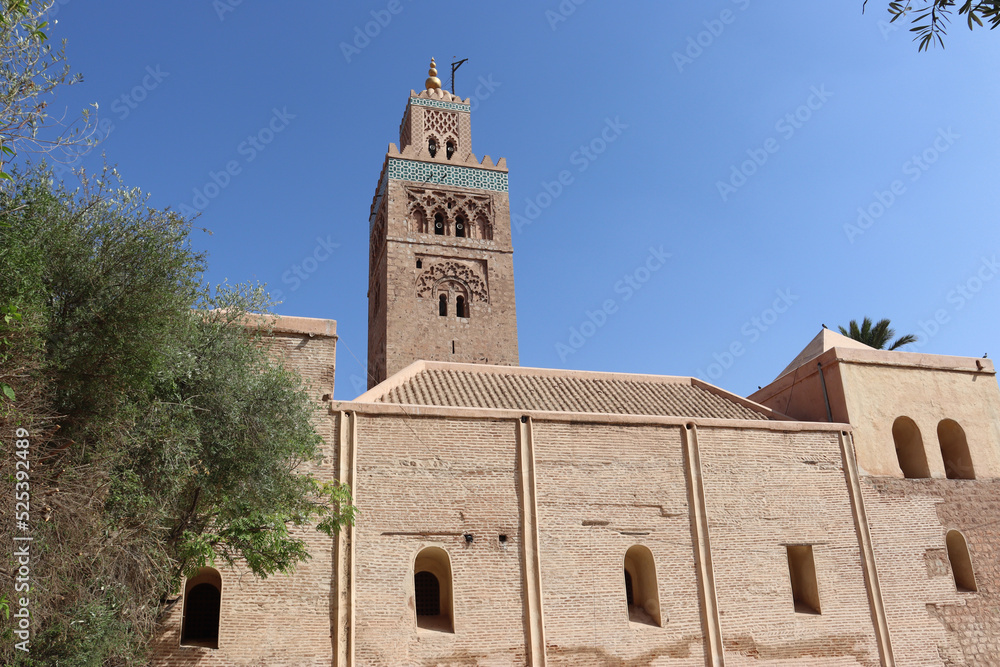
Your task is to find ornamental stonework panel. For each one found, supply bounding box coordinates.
[415,259,489,302]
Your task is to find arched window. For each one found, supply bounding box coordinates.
[434,212,445,235]
[455,215,466,238]
[181,568,222,648]
[623,545,661,626]
[938,419,975,480]
[946,530,977,592]
[414,547,453,632]
[427,137,438,158]
[438,294,447,317]
[893,416,930,479]
[456,295,466,319]
[446,140,456,160]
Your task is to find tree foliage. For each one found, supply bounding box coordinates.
[0,165,355,665]
[838,317,918,350]
[868,0,1000,49]
[0,0,93,182]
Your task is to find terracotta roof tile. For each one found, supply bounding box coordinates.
[371,365,770,421]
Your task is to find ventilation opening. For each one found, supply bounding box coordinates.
[451,340,456,354]
[428,138,438,158]
[434,213,444,235]
[446,140,456,160]
[498,534,508,544]
[181,568,222,648]
[416,259,422,269]
[455,216,466,238]
[893,416,930,479]
[439,294,447,317]
[946,530,977,592]
[623,545,661,626]
[456,295,466,318]
[414,547,454,632]
[786,545,821,614]
[939,419,975,480]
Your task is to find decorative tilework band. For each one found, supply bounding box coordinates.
[387,158,508,192]
[370,158,508,231]
[408,97,470,112]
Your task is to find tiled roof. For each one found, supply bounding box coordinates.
[363,364,771,421]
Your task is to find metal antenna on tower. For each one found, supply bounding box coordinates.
[451,58,469,96]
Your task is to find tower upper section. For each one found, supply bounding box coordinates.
[365,60,519,389]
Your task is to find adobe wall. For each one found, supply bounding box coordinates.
[530,421,706,665]
[350,414,529,666]
[148,317,339,666]
[861,477,1000,666]
[148,524,336,666]
[697,427,881,666]
[838,360,1000,478]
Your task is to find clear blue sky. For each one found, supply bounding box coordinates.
[36,1,1000,400]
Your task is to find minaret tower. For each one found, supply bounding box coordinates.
[366,59,519,388]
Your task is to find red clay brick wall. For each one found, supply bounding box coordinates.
[351,414,529,665]
[697,427,881,666]
[531,421,707,665]
[863,477,1000,666]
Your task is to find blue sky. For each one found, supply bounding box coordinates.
[34,1,1000,400]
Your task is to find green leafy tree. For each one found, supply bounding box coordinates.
[838,317,918,350]
[0,165,355,665]
[0,0,93,181]
[866,0,1000,49]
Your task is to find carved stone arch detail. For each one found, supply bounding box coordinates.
[409,203,429,234]
[475,210,493,240]
[416,261,488,302]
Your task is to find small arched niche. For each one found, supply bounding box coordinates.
[414,547,454,632]
[475,212,492,240]
[456,295,467,319]
[938,419,975,480]
[433,212,445,236]
[411,207,427,234]
[946,530,977,592]
[446,139,456,160]
[181,567,222,648]
[893,416,930,479]
[455,215,467,238]
[623,545,661,626]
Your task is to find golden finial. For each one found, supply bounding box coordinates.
[425,58,442,90]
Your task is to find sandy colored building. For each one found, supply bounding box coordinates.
[151,62,1000,666]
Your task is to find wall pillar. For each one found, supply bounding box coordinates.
[517,416,547,666]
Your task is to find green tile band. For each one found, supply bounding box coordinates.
[408,97,470,112]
